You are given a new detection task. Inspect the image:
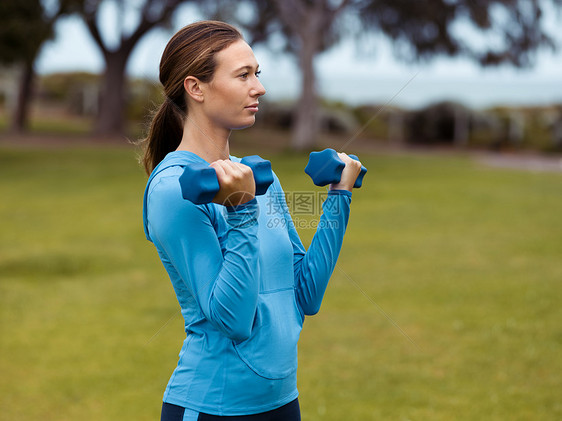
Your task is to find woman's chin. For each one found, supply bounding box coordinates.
[232,118,256,130]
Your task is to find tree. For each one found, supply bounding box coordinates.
[271,0,354,150]
[75,0,190,136]
[0,0,70,132]
[232,0,562,150]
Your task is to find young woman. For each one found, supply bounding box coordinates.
[141,20,362,421]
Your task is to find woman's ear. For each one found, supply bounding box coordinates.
[184,76,204,103]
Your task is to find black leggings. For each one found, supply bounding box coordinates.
[161,398,301,421]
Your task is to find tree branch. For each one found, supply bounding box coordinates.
[273,0,306,35]
[121,0,183,56]
[84,13,108,56]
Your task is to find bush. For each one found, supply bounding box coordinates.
[256,99,360,135]
[39,72,100,115]
[405,101,471,145]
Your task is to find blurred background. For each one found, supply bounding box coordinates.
[1,1,561,420]
[1,0,562,152]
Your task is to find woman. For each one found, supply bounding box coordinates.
[141,20,362,421]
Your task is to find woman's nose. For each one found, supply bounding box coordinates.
[252,79,266,97]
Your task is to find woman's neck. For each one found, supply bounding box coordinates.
[176,116,231,163]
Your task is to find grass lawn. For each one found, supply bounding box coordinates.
[0,139,560,420]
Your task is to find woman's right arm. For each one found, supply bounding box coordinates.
[146,172,260,342]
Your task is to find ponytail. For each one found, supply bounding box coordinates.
[141,98,184,175]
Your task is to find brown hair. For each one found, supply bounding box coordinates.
[141,21,243,174]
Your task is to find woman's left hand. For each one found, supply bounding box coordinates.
[328,153,363,192]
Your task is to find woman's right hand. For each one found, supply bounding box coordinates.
[210,160,256,206]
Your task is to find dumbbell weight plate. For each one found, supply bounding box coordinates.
[305,148,367,188]
[304,148,345,187]
[240,155,274,195]
[179,162,220,204]
[348,154,368,188]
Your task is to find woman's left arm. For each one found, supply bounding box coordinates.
[282,188,352,316]
[277,153,361,316]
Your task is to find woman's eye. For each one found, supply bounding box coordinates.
[239,71,260,79]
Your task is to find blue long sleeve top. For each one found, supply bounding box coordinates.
[142,151,352,416]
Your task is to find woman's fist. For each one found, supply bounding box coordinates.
[209,160,256,206]
[329,153,363,192]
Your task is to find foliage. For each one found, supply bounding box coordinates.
[483,105,562,152]
[0,140,561,420]
[405,101,470,145]
[357,0,562,67]
[401,101,562,152]
[40,72,100,102]
[126,77,165,122]
[36,72,163,124]
[352,104,398,141]
[0,0,53,65]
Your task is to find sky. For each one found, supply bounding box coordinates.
[35,3,562,110]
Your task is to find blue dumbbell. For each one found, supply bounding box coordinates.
[179,155,274,204]
[304,148,367,188]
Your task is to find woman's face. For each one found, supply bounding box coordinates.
[199,40,266,131]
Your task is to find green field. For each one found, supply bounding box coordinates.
[1,140,560,420]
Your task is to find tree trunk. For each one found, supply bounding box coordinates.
[95,51,128,136]
[11,61,35,133]
[291,40,319,150]
[291,19,323,151]
[272,0,341,151]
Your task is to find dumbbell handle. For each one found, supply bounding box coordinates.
[305,148,367,188]
[179,156,273,205]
